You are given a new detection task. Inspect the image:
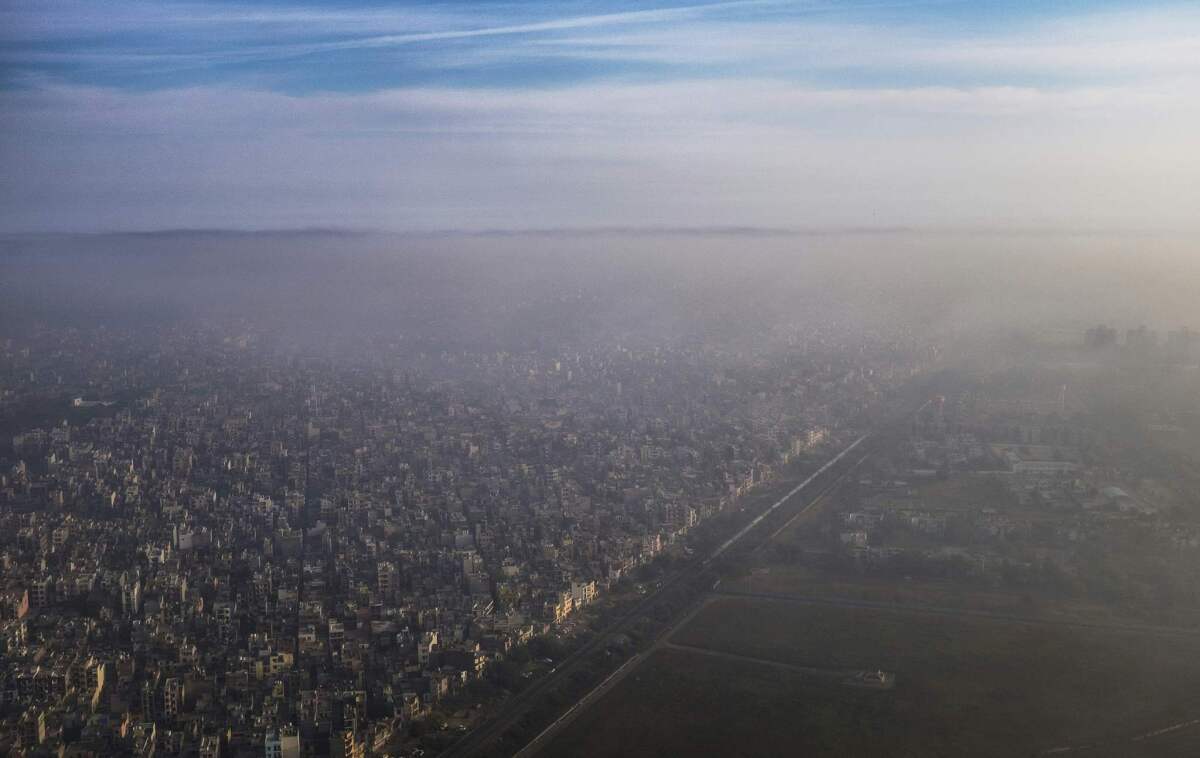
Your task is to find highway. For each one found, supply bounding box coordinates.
[511,444,876,757]
[439,431,876,758]
[704,434,867,566]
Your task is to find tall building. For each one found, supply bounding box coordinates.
[265,725,300,758]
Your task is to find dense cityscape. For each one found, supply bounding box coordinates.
[0,315,933,756]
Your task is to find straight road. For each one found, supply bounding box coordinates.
[447,390,939,757]
[704,435,867,566]
[439,433,875,758]
[512,443,877,757]
[491,394,953,756]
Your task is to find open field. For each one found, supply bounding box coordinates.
[541,596,1200,757]
[672,597,1200,754]
[540,647,903,758]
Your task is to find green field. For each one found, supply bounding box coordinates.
[541,597,1200,757]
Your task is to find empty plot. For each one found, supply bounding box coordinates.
[542,596,1200,757]
[671,597,1200,754]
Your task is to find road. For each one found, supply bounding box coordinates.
[704,435,867,565]
[514,449,875,757]
[438,432,875,758]
[444,387,941,757]
[509,582,718,758]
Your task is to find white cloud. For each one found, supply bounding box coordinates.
[493,8,1200,84]
[2,4,1199,233]
[0,0,760,66]
[14,2,1199,81]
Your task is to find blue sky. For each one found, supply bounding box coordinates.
[2,0,1198,232]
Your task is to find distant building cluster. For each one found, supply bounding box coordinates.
[1084,323,1199,360]
[815,376,1200,595]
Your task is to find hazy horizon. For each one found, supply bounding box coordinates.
[5,228,1200,347]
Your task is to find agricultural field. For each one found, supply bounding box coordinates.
[541,596,1200,757]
